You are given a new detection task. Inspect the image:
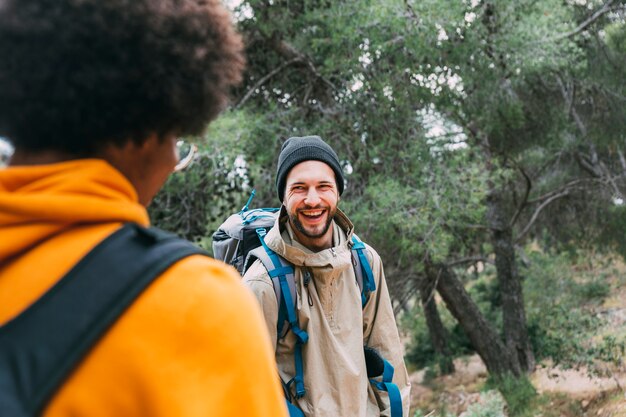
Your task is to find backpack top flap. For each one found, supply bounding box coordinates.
[212,208,279,273]
[0,223,206,417]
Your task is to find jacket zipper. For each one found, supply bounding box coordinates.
[303,268,314,306]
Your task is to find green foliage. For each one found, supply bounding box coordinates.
[485,374,537,417]
[222,0,626,388]
[527,306,599,366]
[345,147,490,279]
[402,306,472,371]
[575,279,611,300]
[412,409,454,417]
[598,205,626,261]
[463,391,507,417]
[149,149,249,248]
[591,335,626,370]
[405,245,619,375]
[465,271,502,327]
[522,249,620,370]
[403,313,436,370]
[149,110,258,245]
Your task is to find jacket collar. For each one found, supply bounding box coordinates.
[264,206,355,268]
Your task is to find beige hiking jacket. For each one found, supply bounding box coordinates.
[243,207,411,417]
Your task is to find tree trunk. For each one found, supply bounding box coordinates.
[487,189,536,373]
[429,260,522,377]
[420,274,455,375]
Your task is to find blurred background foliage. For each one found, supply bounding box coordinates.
[147,0,626,414]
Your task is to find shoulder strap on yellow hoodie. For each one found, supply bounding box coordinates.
[0,223,207,417]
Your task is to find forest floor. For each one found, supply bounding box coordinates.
[409,354,626,416]
[408,265,626,417]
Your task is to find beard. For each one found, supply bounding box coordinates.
[289,205,336,239]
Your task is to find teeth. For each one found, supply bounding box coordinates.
[302,210,323,216]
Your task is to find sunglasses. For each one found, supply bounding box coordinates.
[174,140,198,172]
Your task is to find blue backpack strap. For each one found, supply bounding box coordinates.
[369,359,403,417]
[355,237,401,416]
[256,228,308,399]
[286,399,305,417]
[351,235,376,307]
[246,247,294,339]
[0,223,207,417]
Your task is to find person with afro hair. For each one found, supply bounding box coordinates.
[0,1,287,416]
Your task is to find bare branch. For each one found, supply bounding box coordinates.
[618,147,626,173]
[509,165,532,227]
[575,150,602,177]
[599,160,624,198]
[310,101,341,115]
[267,36,338,91]
[600,86,626,102]
[571,106,588,137]
[235,58,302,109]
[515,190,571,243]
[383,35,405,48]
[404,0,419,23]
[531,148,566,179]
[447,256,495,268]
[548,0,616,43]
[392,276,421,315]
[526,177,599,204]
[459,223,491,230]
[556,74,588,136]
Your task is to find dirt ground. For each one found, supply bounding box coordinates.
[409,258,626,416]
[410,355,626,417]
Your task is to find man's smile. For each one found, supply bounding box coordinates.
[298,208,327,224]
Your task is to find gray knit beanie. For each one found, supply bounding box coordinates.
[276,135,344,201]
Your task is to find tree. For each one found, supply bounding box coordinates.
[151,0,626,386]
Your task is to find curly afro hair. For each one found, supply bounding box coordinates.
[0,0,245,155]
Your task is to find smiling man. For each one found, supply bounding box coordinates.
[0,1,287,416]
[243,136,411,416]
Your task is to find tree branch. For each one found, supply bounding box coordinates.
[238,34,339,110]
[575,150,603,177]
[404,0,419,23]
[515,190,571,243]
[617,147,626,173]
[526,177,599,204]
[509,165,532,228]
[556,74,588,137]
[392,275,421,315]
[235,58,302,109]
[447,255,495,268]
[269,36,338,92]
[548,0,616,43]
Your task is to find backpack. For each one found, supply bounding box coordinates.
[211,192,279,275]
[0,223,208,417]
[212,192,403,417]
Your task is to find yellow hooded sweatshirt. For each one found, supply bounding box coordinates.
[0,159,287,417]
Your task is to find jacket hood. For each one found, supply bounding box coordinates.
[264,206,355,268]
[0,159,149,261]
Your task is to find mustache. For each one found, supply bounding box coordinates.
[296,205,329,212]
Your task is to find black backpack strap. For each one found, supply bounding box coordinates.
[0,223,207,417]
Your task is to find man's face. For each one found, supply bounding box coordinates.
[283,160,339,250]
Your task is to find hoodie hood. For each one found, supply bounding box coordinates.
[0,159,149,261]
